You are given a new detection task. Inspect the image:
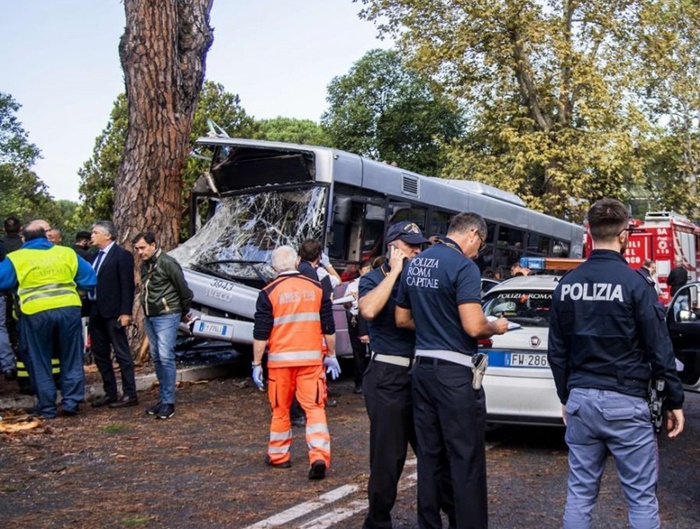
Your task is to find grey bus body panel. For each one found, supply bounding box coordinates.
[170,138,585,356]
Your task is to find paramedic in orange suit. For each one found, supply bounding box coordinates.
[252,245,338,480]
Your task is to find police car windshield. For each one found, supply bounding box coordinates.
[482,290,552,327]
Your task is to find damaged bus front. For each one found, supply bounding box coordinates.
[170,138,335,353]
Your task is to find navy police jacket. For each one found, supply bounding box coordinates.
[548,250,684,409]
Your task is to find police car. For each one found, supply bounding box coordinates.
[481,273,563,426]
[666,281,700,393]
[481,260,700,427]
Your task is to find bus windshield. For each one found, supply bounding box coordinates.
[171,185,328,284]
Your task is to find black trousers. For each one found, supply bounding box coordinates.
[347,312,369,386]
[362,357,416,529]
[413,360,486,529]
[90,313,137,399]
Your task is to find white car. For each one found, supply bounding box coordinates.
[481,275,563,426]
[481,274,700,427]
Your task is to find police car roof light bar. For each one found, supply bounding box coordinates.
[520,257,585,272]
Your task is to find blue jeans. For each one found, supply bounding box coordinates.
[0,296,15,372]
[144,313,180,405]
[564,388,659,529]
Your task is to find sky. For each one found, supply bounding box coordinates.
[0,1,391,202]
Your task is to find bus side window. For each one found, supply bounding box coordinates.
[389,203,427,232]
[430,210,452,236]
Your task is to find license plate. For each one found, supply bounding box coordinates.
[197,321,228,336]
[509,353,549,368]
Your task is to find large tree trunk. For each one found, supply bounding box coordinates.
[114,0,214,355]
[115,0,214,250]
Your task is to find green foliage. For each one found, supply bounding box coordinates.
[253,117,330,145]
[77,94,128,222]
[632,0,700,218]
[321,49,463,176]
[357,1,699,222]
[0,93,61,226]
[78,81,258,223]
[102,423,127,434]
[0,93,41,169]
[0,165,61,226]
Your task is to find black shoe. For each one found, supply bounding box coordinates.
[109,395,139,409]
[308,460,326,480]
[155,403,175,419]
[291,416,306,428]
[3,368,17,381]
[326,399,338,408]
[91,395,118,408]
[62,407,79,417]
[264,455,292,469]
[353,385,363,395]
[146,402,162,416]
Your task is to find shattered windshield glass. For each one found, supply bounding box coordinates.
[170,185,328,283]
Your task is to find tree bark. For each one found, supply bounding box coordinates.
[115,0,214,354]
[115,0,214,251]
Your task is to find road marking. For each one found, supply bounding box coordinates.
[243,485,359,529]
[296,473,419,529]
[245,443,498,529]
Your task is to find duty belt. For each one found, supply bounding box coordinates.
[371,353,411,368]
[415,349,472,367]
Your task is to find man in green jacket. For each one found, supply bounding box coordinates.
[133,232,193,420]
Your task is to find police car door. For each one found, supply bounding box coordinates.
[666,283,700,392]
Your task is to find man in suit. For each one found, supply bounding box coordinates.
[89,220,138,408]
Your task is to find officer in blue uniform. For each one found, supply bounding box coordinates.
[396,213,508,529]
[548,198,685,529]
[358,221,430,529]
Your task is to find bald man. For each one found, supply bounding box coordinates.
[0,220,97,418]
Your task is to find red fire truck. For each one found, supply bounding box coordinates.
[586,211,700,305]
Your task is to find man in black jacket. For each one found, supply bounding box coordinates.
[89,220,138,409]
[133,231,193,420]
[667,259,688,296]
[548,198,684,528]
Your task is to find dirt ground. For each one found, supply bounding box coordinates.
[0,366,373,529]
[1,365,699,529]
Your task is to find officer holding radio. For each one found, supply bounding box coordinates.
[548,198,685,529]
[358,221,429,529]
[396,212,507,529]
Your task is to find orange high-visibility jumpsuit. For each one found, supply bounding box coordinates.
[253,271,336,467]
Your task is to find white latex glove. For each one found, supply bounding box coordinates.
[319,252,331,268]
[323,356,341,380]
[252,364,264,390]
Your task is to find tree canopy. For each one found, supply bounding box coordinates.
[78,81,257,222]
[358,0,700,221]
[253,117,329,145]
[0,93,60,226]
[322,49,463,176]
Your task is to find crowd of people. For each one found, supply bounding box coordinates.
[0,203,689,528]
[0,217,192,421]
[252,203,686,529]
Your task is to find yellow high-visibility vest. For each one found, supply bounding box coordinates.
[7,246,81,315]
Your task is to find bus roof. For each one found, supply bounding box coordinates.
[194,136,583,246]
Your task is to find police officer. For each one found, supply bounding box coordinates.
[358,221,430,529]
[548,198,684,529]
[396,213,507,529]
[0,220,96,418]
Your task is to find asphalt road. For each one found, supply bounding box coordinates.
[243,390,700,529]
[1,368,698,529]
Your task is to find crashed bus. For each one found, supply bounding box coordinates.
[171,138,585,357]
